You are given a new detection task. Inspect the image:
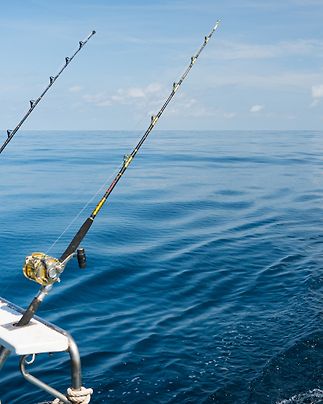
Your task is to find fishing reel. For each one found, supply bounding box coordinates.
[23,248,87,286]
[23,253,64,286]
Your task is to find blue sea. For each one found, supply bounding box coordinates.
[0,130,322,403]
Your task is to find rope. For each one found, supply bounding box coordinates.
[52,386,93,404]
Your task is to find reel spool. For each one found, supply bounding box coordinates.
[23,253,64,286]
[23,248,87,286]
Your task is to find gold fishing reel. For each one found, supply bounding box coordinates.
[23,248,87,286]
[23,253,64,286]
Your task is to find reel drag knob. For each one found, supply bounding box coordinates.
[77,248,86,269]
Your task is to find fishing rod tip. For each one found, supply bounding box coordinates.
[92,30,96,35]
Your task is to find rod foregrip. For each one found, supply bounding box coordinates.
[60,217,93,262]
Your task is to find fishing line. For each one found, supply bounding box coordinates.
[46,121,154,254]
[46,164,121,254]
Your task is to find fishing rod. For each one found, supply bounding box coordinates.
[0,21,220,368]
[0,30,96,156]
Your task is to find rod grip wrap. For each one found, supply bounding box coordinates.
[60,217,93,262]
[16,296,42,327]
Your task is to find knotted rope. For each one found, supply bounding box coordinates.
[52,386,93,404]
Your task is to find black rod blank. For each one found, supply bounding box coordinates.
[0,30,96,156]
[60,21,220,262]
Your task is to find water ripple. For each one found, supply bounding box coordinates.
[1,130,322,403]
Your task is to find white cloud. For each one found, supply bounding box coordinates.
[205,72,322,91]
[310,84,323,107]
[250,105,264,113]
[83,83,163,108]
[312,84,323,99]
[209,39,323,61]
[292,0,323,5]
[224,112,236,119]
[68,85,82,93]
[125,88,145,98]
[82,93,112,107]
[166,97,236,120]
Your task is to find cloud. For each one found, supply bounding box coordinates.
[310,84,323,107]
[223,112,236,119]
[68,85,83,93]
[205,71,322,92]
[82,93,112,107]
[291,0,323,5]
[167,95,205,117]
[85,82,235,122]
[312,84,323,99]
[209,39,323,61]
[83,83,163,107]
[166,96,236,120]
[250,105,264,113]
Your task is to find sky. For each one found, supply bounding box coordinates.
[0,0,323,131]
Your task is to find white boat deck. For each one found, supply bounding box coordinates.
[0,299,69,355]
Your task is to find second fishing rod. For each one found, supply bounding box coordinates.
[0,30,96,156]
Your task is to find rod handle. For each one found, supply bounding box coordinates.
[16,296,43,327]
[60,217,93,262]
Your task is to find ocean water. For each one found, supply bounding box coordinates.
[0,130,322,404]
